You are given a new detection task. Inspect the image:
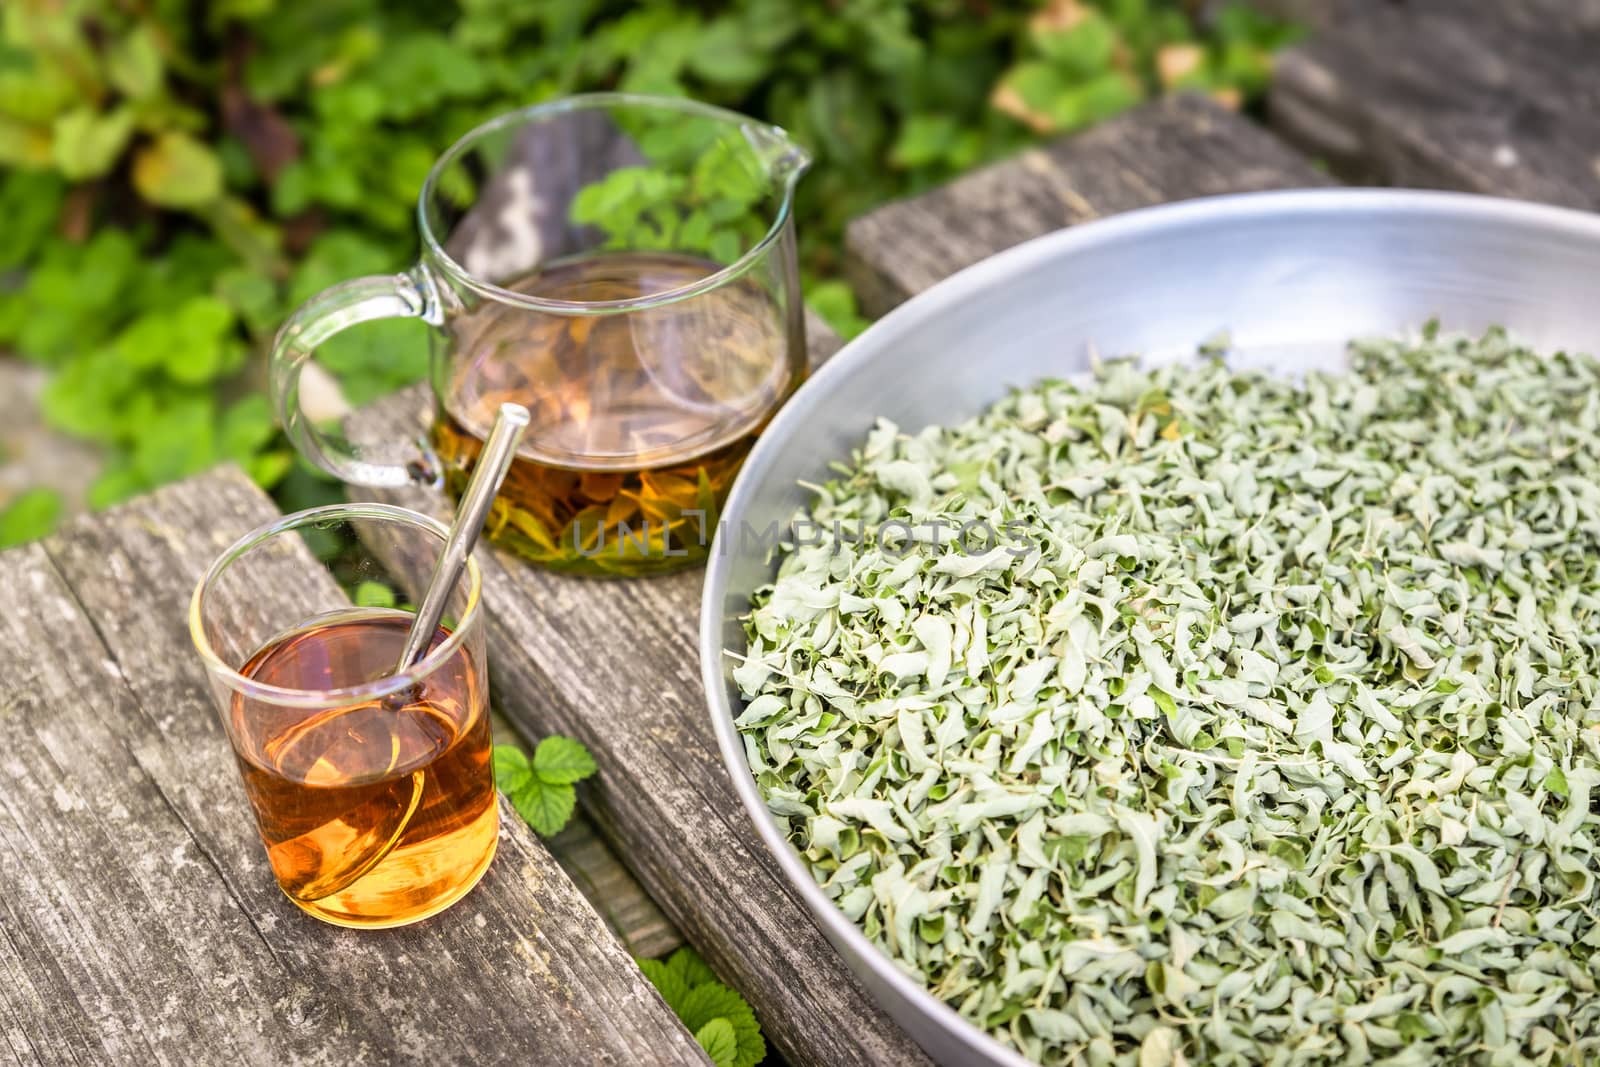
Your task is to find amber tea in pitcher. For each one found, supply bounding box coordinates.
[432,250,802,576]
[270,95,810,577]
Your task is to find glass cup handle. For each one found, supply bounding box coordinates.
[269,267,441,488]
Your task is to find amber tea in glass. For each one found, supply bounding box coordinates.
[191,504,496,928]
[271,95,811,576]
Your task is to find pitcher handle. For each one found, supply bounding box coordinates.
[269,267,441,489]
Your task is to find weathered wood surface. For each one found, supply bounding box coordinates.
[0,470,705,1066]
[1256,0,1600,32]
[1269,0,1600,205]
[844,94,1331,317]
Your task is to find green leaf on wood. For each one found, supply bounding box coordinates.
[0,489,63,547]
[496,735,596,836]
[637,957,693,1015]
[673,983,764,1067]
[492,744,535,795]
[636,947,765,1067]
[510,775,576,837]
[661,945,718,990]
[532,735,598,785]
[694,1018,738,1067]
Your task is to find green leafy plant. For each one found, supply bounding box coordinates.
[637,946,765,1067]
[990,0,1298,133]
[350,579,396,608]
[0,0,1297,541]
[493,736,598,837]
[569,120,771,265]
[0,488,61,548]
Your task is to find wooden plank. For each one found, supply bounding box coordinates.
[10,470,705,1066]
[844,94,1331,316]
[345,314,938,1067]
[1269,1,1600,204]
[1248,0,1387,29]
[1256,0,1600,32]
[0,544,307,1065]
[479,567,933,1067]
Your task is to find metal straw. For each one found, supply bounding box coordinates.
[394,403,529,671]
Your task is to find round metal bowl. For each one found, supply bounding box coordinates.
[699,189,1600,1066]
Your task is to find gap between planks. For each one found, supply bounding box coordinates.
[491,707,681,960]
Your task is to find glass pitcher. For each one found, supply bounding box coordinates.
[270,94,811,577]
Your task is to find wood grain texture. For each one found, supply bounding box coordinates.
[1269,0,1600,203]
[844,94,1331,316]
[477,567,933,1067]
[1254,0,1600,32]
[346,310,935,1067]
[0,544,305,1066]
[1248,0,1390,29]
[543,815,681,960]
[0,470,705,1066]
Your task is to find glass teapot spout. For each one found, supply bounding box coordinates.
[742,123,811,193]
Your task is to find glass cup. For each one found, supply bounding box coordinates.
[270,93,812,577]
[189,503,496,928]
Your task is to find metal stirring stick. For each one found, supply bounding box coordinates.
[394,402,530,671]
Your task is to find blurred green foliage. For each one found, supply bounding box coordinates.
[568,120,773,263]
[0,0,1297,545]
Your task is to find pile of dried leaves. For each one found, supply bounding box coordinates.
[734,328,1600,1065]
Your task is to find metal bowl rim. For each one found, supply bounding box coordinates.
[699,186,1600,1065]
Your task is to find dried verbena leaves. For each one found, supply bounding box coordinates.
[735,328,1600,1066]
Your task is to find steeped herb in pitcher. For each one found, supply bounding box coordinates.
[433,251,801,576]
